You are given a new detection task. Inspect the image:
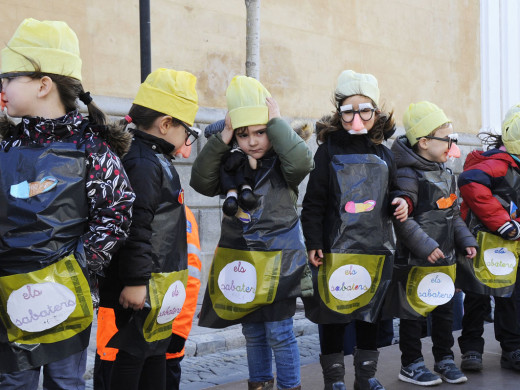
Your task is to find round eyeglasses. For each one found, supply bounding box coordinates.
[339,107,376,123]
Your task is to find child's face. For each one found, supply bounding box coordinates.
[165,123,191,156]
[418,124,455,163]
[235,124,271,160]
[339,95,377,134]
[1,76,39,118]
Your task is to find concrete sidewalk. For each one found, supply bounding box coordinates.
[184,308,318,357]
[208,324,517,389]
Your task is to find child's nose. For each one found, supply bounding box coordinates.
[447,143,461,159]
[175,143,191,159]
[351,113,365,131]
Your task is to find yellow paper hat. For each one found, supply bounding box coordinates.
[336,70,380,106]
[226,75,271,129]
[133,68,199,126]
[1,18,82,80]
[502,103,520,154]
[403,101,450,146]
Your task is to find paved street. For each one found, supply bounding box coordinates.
[179,333,320,390]
[80,303,321,390]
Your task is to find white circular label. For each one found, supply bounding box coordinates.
[417,272,455,306]
[483,247,517,276]
[156,280,186,324]
[7,283,77,332]
[218,260,257,304]
[328,264,372,301]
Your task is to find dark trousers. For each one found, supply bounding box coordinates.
[95,355,182,390]
[400,300,454,367]
[458,291,520,354]
[320,320,380,354]
[109,351,166,390]
[165,357,182,390]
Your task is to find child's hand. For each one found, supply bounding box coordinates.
[392,197,408,222]
[308,249,323,267]
[266,97,281,120]
[119,285,147,310]
[221,111,234,145]
[465,246,477,259]
[427,247,444,264]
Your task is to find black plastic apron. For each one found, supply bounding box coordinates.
[303,152,395,324]
[457,166,520,297]
[0,141,93,373]
[198,155,308,328]
[385,169,459,319]
[107,153,188,358]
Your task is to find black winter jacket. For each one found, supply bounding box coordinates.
[99,130,178,306]
[301,129,402,251]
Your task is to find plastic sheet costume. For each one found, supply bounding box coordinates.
[302,137,395,324]
[0,138,93,372]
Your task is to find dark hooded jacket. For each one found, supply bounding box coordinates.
[391,135,477,264]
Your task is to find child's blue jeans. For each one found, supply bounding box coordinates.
[0,348,87,390]
[241,318,300,389]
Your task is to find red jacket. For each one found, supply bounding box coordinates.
[458,149,520,232]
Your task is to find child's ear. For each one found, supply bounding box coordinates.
[37,76,53,98]
[158,116,172,135]
[417,137,429,150]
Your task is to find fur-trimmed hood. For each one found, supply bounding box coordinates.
[91,122,133,157]
[290,119,313,142]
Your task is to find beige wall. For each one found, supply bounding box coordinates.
[0,0,480,131]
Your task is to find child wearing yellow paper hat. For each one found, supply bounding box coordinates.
[191,75,313,390]
[96,68,200,390]
[388,101,477,386]
[0,18,135,387]
[456,103,520,374]
[301,70,408,390]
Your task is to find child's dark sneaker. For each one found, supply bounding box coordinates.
[434,357,467,384]
[460,351,483,371]
[398,358,442,386]
[223,196,239,216]
[500,349,520,371]
[239,188,258,210]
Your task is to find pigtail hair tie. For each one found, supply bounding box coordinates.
[124,115,133,123]
[78,91,93,105]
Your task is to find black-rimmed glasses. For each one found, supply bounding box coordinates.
[180,122,201,146]
[339,107,376,123]
[416,135,458,149]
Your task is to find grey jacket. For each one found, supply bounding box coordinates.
[391,136,477,263]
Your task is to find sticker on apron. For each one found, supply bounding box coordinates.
[143,269,188,343]
[208,247,282,321]
[406,264,456,316]
[474,231,519,288]
[218,260,257,304]
[7,282,76,332]
[317,253,385,315]
[0,254,93,344]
